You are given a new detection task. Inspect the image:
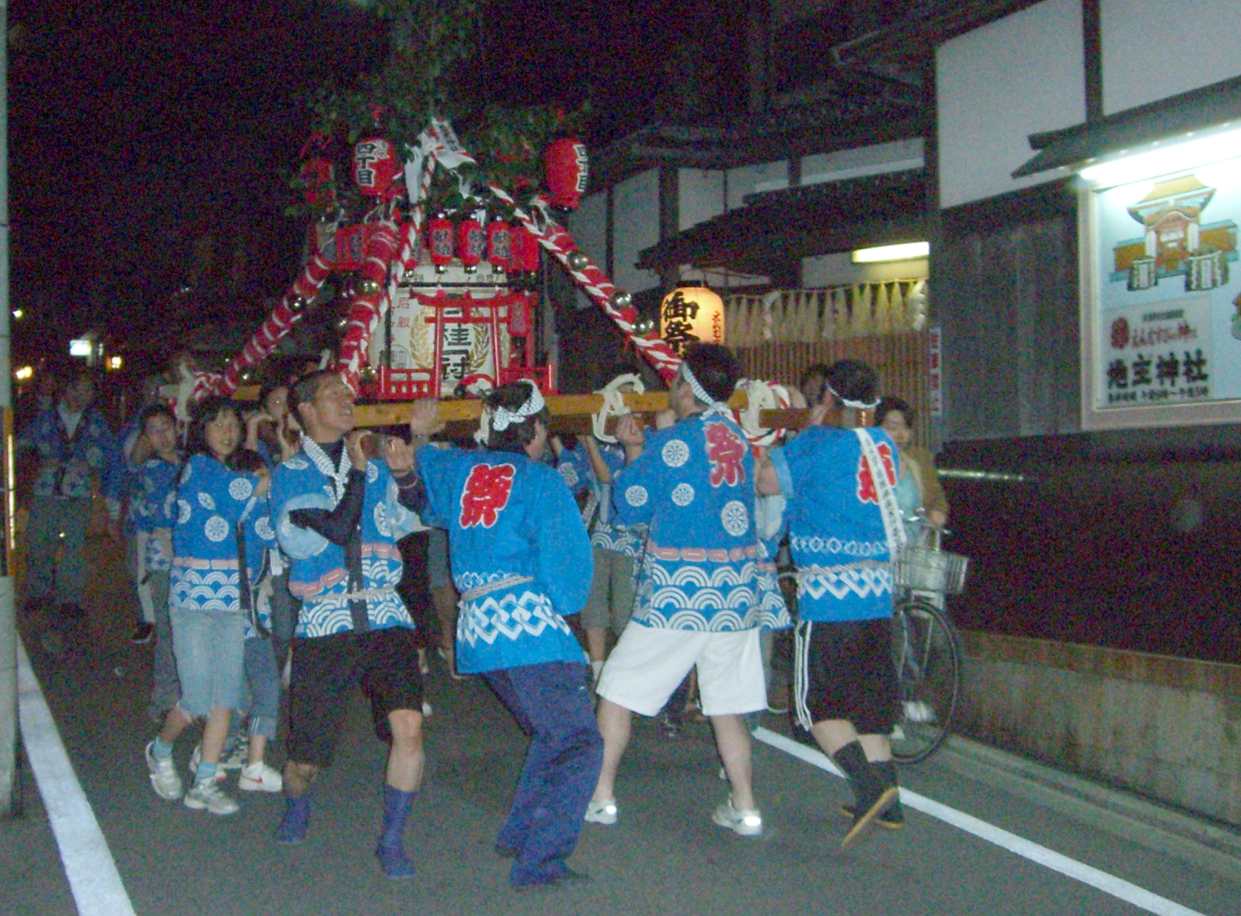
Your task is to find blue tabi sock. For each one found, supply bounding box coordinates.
[375,785,417,879]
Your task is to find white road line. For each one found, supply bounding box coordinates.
[753,727,1203,916]
[17,638,136,916]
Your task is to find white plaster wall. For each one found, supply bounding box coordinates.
[801,251,929,287]
[611,169,661,294]
[936,0,1085,209]
[567,190,607,310]
[798,138,924,188]
[678,169,726,232]
[1101,0,1241,115]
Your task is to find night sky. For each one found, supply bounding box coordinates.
[7,0,746,365]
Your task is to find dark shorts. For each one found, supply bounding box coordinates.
[794,617,897,734]
[287,627,425,767]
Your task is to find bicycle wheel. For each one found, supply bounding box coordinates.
[890,598,961,764]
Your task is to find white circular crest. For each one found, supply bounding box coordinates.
[624,485,649,507]
[197,492,216,511]
[254,516,274,540]
[373,503,391,536]
[180,462,192,483]
[367,463,379,483]
[558,464,580,488]
[721,500,749,536]
[671,483,695,507]
[228,477,254,501]
[177,499,192,525]
[285,457,308,471]
[661,439,690,468]
[204,515,230,542]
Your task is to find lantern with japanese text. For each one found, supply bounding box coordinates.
[510,224,541,275]
[300,156,335,208]
[544,138,589,211]
[457,215,485,272]
[487,220,513,273]
[352,111,401,200]
[659,285,724,357]
[427,214,455,272]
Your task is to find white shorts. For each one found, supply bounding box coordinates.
[597,624,766,717]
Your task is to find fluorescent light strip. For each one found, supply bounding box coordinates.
[1079,125,1241,187]
[851,241,929,263]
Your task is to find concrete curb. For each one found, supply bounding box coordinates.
[940,734,1241,875]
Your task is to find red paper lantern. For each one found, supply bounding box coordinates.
[544,138,589,210]
[427,215,454,270]
[300,156,335,208]
[456,217,485,272]
[486,221,513,272]
[352,133,401,200]
[510,224,541,274]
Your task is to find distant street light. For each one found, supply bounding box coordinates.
[11,308,22,320]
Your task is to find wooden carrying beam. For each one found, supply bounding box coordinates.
[352,392,807,439]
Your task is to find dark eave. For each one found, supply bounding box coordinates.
[1013,73,1241,178]
[589,94,924,190]
[636,169,926,273]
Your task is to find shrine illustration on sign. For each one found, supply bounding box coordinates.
[1094,160,1241,411]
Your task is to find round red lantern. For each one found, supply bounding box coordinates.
[457,216,485,272]
[352,111,401,200]
[544,137,589,211]
[300,156,335,208]
[427,214,455,272]
[486,221,513,273]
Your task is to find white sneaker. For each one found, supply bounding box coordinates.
[238,761,283,793]
[712,797,763,836]
[188,744,227,783]
[422,700,433,717]
[184,778,240,815]
[145,741,183,801]
[584,798,618,825]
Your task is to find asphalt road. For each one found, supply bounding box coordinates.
[3,530,1240,915]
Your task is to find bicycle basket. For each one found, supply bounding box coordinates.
[892,546,969,595]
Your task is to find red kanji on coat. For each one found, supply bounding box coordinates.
[459,463,516,528]
[705,422,746,487]
[856,442,897,505]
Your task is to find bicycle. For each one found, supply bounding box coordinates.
[889,525,969,764]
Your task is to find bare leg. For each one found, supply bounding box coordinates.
[284,761,319,798]
[198,706,231,765]
[811,719,860,758]
[585,626,607,663]
[385,709,425,793]
[858,733,891,763]
[592,698,632,802]
[158,705,192,744]
[248,734,268,767]
[710,714,756,810]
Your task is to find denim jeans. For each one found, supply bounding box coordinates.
[169,608,245,717]
[241,636,281,740]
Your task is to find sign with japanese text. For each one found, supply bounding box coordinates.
[1082,155,1241,430]
[659,287,724,357]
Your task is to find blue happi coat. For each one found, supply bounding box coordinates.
[132,455,181,573]
[18,405,122,514]
[612,411,788,632]
[769,426,901,622]
[557,441,645,559]
[170,454,273,615]
[416,444,591,674]
[271,447,420,638]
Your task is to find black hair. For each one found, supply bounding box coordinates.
[875,396,913,427]
[138,402,176,433]
[485,382,550,453]
[185,396,242,460]
[682,343,740,404]
[289,369,336,419]
[799,362,830,390]
[258,378,290,414]
[228,447,267,473]
[823,359,879,408]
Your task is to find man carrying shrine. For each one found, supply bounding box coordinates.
[408,380,602,890]
[585,343,789,837]
[269,370,429,879]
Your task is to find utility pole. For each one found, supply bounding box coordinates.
[1,0,17,817]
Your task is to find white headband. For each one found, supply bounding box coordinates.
[825,382,879,411]
[490,380,546,431]
[679,361,729,410]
